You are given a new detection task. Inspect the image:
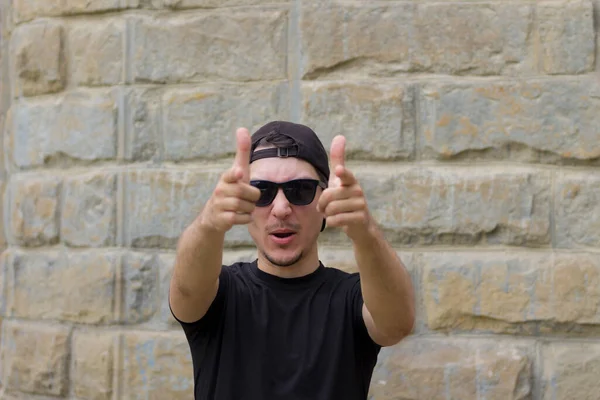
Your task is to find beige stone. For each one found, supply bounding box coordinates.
[13,0,139,22]
[61,172,117,247]
[8,176,61,246]
[555,172,600,248]
[11,21,65,97]
[542,342,600,399]
[122,332,194,399]
[72,331,116,400]
[369,337,532,399]
[148,0,288,7]
[123,252,160,324]
[8,250,119,324]
[131,9,288,83]
[69,19,125,86]
[124,88,162,161]
[301,82,415,160]
[3,322,70,396]
[162,83,289,161]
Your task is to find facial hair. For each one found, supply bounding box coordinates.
[263,222,303,267]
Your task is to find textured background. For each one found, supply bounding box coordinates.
[0,0,599,399]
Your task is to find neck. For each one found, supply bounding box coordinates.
[257,247,320,278]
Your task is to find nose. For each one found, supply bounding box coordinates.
[271,189,292,219]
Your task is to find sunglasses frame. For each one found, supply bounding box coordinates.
[250,179,328,207]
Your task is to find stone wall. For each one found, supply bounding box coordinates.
[0,0,599,399]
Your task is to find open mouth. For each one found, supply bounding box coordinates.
[272,232,295,239]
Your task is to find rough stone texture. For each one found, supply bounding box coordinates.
[8,175,61,246]
[7,250,119,324]
[8,90,118,169]
[124,87,162,162]
[131,9,288,83]
[325,168,551,247]
[147,0,288,8]
[124,169,252,249]
[72,331,115,400]
[122,332,194,399]
[555,172,600,248]
[163,83,289,161]
[10,21,65,97]
[61,172,117,247]
[538,0,596,74]
[123,252,160,324]
[419,79,600,161]
[69,19,125,86]
[422,252,600,334]
[301,3,534,79]
[541,342,600,400]
[369,337,532,400]
[301,82,415,160]
[13,0,140,23]
[2,322,71,396]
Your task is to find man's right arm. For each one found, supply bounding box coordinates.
[169,128,260,324]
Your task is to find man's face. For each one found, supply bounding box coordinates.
[248,156,325,268]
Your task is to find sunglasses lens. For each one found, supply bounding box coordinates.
[285,180,318,206]
[251,181,277,206]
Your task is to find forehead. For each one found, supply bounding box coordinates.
[250,156,320,182]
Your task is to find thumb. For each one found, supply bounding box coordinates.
[329,135,346,186]
[234,127,252,182]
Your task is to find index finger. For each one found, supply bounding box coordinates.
[234,127,252,182]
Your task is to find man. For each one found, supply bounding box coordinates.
[169,121,415,400]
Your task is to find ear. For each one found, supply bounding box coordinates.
[321,218,326,232]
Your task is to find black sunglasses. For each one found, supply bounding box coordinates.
[250,179,327,207]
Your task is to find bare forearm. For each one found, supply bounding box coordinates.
[352,221,415,338]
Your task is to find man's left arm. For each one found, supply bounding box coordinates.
[318,135,415,347]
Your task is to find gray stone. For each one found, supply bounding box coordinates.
[369,337,532,400]
[124,88,162,162]
[8,90,118,169]
[301,82,415,160]
[8,176,61,246]
[163,83,289,161]
[555,172,600,248]
[69,19,125,86]
[11,21,66,96]
[147,0,288,8]
[419,79,600,161]
[131,9,288,83]
[2,321,71,396]
[538,0,595,74]
[61,172,117,247]
[13,0,140,22]
[325,168,551,247]
[124,169,253,249]
[7,250,119,324]
[123,252,160,324]
[72,331,116,400]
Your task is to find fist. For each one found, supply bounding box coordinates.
[199,128,261,233]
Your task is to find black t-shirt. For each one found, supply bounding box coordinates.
[172,260,382,400]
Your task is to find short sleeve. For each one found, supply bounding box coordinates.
[170,265,231,336]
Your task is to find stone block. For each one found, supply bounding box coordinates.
[11,21,65,96]
[369,337,532,400]
[8,176,61,246]
[13,0,140,22]
[163,83,289,161]
[123,252,160,324]
[147,0,288,8]
[300,3,533,79]
[541,342,600,399]
[131,9,287,83]
[8,90,118,169]
[419,79,600,162]
[555,172,600,248]
[7,250,119,324]
[330,168,551,247]
[122,332,194,399]
[2,322,71,396]
[69,19,125,86]
[72,330,116,400]
[124,88,162,162]
[538,0,595,74]
[422,252,600,334]
[301,82,415,160]
[124,169,252,249]
[61,172,117,247]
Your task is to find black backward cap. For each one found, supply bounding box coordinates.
[250,121,330,183]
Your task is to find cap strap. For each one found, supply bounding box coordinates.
[250,147,299,163]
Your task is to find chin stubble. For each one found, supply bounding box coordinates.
[263,250,303,268]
